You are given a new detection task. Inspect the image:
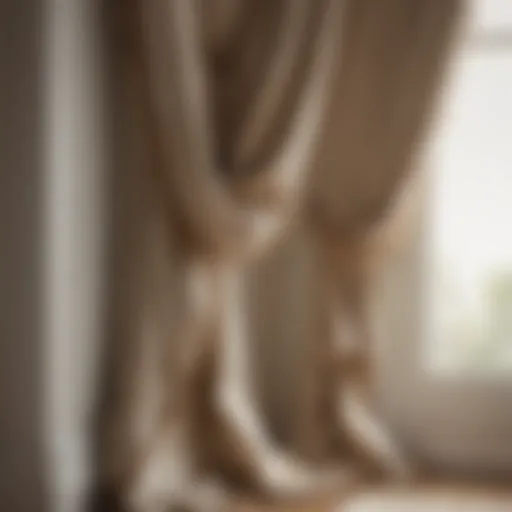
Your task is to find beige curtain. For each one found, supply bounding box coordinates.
[298,0,466,473]
[95,0,464,509]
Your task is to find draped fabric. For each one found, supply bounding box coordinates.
[96,0,464,509]
[299,0,466,474]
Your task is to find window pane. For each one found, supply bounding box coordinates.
[426,44,512,375]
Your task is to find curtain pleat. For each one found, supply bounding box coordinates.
[96,0,465,508]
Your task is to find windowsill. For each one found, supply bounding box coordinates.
[234,481,512,512]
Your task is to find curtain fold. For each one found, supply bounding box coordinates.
[300,0,465,476]
[96,0,465,508]
[99,1,346,509]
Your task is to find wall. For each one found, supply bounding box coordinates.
[0,0,47,510]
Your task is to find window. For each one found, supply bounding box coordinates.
[426,0,512,377]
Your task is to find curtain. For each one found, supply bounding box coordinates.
[94,1,465,510]
[299,0,466,475]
